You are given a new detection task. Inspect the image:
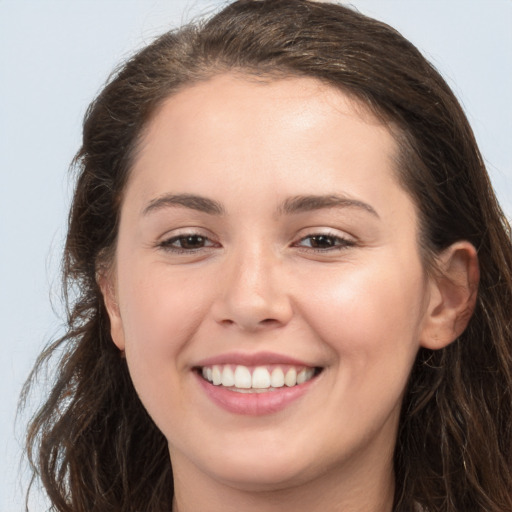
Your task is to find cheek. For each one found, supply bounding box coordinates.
[115,263,216,434]
[117,263,213,368]
[299,258,426,383]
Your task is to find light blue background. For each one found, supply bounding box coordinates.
[1,1,511,509]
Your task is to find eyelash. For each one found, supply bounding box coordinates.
[294,233,356,252]
[158,231,355,254]
[158,233,218,253]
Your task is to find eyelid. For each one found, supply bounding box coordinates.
[292,229,356,251]
[154,227,356,255]
[156,226,214,241]
[156,228,221,253]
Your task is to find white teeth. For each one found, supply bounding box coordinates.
[201,364,317,390]
[270,367,285,387]
[296,368,314,384]
[221,365,235,387]
[212,365,222,385]
[285,368,297,387]
[296,368,307,385]
[252,367,271,389]
[234,365,252,389]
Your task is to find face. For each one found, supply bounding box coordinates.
[105,75,436,492]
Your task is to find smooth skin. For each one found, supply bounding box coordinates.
[101,75,478,512]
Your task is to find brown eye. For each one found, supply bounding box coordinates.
[308,235,338,249]
[176,235,207,249]
[160,234,216,252]
[296,234,355,251]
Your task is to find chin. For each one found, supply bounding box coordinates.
[207,458,314,492]
[194,433,334,492]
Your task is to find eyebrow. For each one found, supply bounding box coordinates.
[279,194,379,217]
[142,193,378,218]
[142,193,225,216]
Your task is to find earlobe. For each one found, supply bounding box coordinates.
[97,270,126,351]
[420,241,479,350]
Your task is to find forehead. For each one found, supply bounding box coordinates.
[142,74,388,146]
[126,74,412,223]
[135,75,397,176]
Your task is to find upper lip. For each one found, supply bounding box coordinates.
[195,351,317,368]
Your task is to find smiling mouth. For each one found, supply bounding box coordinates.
[196,364,323,392]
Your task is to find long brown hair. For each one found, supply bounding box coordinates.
[22,1,512,510]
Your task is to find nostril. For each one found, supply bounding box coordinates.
[218,317,281,330]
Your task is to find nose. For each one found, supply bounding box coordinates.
[211,247,294,332]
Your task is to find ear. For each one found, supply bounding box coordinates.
[97,270,126,351]
[420,241,479,350]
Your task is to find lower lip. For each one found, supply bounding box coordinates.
[196,372,317,415]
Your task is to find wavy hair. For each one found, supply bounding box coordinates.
[22,1,512,510]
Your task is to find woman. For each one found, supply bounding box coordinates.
[23,1,512,510]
